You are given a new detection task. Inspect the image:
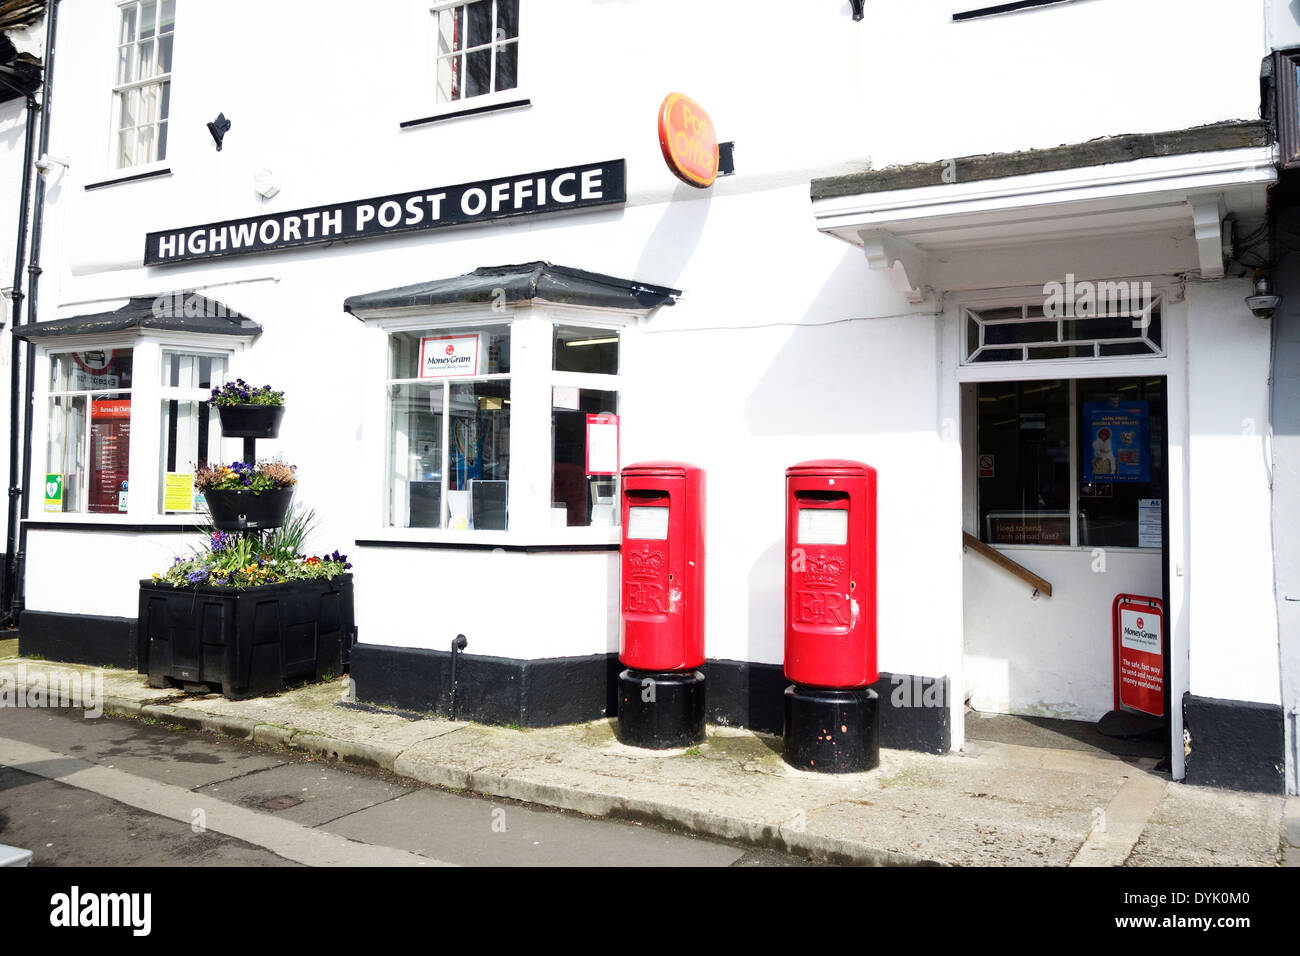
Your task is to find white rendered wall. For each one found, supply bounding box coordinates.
[1185,279,1281,705]
[964,549,1162,721]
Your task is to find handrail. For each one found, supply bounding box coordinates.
[962,532,1053,598]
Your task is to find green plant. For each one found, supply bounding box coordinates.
[195,459,296,494]
[209,378,284,406]
[152,507,352,589]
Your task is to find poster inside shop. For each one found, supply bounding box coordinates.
[164,472,196,512]
[1083,399,1149,483]
[89,399,130,514]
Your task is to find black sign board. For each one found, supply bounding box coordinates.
[144,158,627,266]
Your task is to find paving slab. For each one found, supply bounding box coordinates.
[162,677,468,755]
[0,765,298,867]
[322,787,747,867]
[196,761,414,827]
[0,705,287,789]
[1124,783,1285,867]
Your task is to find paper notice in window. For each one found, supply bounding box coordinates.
[586,413,619,475]
[1138,498,1162,548]
[164,472,195,512]
[553,386,580,410]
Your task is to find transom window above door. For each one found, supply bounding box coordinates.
[964,293,1163,364]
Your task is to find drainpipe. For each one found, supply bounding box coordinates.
[10,0,60,624]
[1,87,38,625]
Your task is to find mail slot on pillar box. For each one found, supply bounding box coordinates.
[619,462,705,672]
[785,460,877,688]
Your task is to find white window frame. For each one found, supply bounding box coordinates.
[30,332,249,525]
[111,0,177,172]
[359,303,630,546]
[420,0,527,118]
[158,347,230,515]
[383,317,513,533]
[954,280,1182,554]
[962,294,1166,366]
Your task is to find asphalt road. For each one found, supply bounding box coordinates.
[0,707,820,867]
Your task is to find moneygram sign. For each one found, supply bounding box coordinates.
[1114,594,1164,716]
[419,334,480,379]
[144,159,627,266]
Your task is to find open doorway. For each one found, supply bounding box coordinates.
[961,374,1170,761]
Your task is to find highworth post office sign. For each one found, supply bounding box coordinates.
[144,159,627,266]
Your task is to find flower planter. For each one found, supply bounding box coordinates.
[204,486,294,531]
[216,403,285,438]
[137,574,355,699]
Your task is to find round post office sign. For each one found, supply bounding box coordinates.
[657,92,719,188]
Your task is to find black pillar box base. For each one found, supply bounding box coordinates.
[784,684,879,773]
[616,668,706,749]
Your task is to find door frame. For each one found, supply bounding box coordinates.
[944,280,1189,778]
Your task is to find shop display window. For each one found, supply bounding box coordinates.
[976,376,1167,549]
[386,324,512,530]
[158,351,227,513]
[46,350,135,514]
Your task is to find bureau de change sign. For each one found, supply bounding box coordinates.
[144,158,627,266]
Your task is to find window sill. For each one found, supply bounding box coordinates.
[356,525,620,552]
[84,166,173,191]
[400,96,531,130]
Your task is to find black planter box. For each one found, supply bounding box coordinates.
[204,486,294,531]
[216,403,285,438]
[137,574,355,699]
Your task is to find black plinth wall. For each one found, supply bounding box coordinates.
[616,668,706,749]
[137,575,355,699]
[783,684,880,773]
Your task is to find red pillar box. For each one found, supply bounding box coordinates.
[616,462,706,749]
[782,460,880,772]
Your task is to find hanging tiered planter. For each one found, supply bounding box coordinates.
[137,381,356,699]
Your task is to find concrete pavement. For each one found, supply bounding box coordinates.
[0,651,1289,866]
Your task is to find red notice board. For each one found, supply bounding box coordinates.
[1112,593,1164,716]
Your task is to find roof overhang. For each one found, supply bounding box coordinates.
[13,293,261,341]
[344,262,680,320]
[812,123,1277,304]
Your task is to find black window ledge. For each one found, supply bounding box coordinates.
[954,0,1078,21]
[24,520,196,533]
[400,98,531,129]
[85,167,172,190]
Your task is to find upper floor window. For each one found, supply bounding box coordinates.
[114,0,175,169]
[433,0,519,105]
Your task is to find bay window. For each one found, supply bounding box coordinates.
[28,323,253,522]
[375,315,625,538]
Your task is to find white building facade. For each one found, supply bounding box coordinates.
[5,0,1291,792]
